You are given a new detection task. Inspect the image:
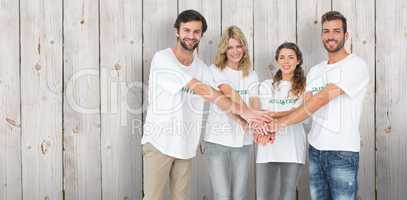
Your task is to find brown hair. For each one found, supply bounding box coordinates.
[214,26,251,77]
[174,9,207,35]
[273,42,306,97]
[321,11,347,33]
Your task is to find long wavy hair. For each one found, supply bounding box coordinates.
[214,26,251,77]
[273,42,306,97]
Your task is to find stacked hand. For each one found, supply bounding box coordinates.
[240,110,280,145]
[240,110,274,125]
[249,120,275,145]
[254,132,276,145]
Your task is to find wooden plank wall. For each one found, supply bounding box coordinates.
[376,0,407,199]
[0,0,21,200]
[20,0,63,200]
[0,0,406,199]
[63,0,101,200]
[100,0,143,199]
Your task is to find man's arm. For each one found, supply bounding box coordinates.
[218,84,249,110]
[219,84,251,130]
[268,93,310,119]
[226,113,249,131]
[272,83,343,129]
[186,79,272,122]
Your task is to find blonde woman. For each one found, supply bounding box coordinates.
[204,26,259,200]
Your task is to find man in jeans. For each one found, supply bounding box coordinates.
[267,11,369,199]
[141,10,268,200]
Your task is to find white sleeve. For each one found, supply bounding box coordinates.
[293,94,312,125]
[201,65,217,88]
[248,72,260,98]
[258,80,274,98]
[331,59,369,98]
[293,94,304,109]
[305,67,316,93]
[209,65,229,87]
[149,53,193,94]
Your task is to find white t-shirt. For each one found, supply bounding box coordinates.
[306,54,369,152]
[141,48,212,159]
[256,80,306,164]
[204,65,259,147]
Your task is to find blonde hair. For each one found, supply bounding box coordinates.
[214,26,252,77]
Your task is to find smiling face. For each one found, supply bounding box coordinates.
[176,20,203,51]
[226,38,245,66]
[321,19,348,53]
[276,48,299,76]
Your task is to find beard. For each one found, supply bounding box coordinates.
[179,37,200,52]
[323,38,345,53]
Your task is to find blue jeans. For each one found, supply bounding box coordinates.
[204,142,252,200]
[308,145,359,200]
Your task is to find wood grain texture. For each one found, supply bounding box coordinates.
[222,0,254,62]
[63,0,101,199]
[0,0,22,199]
[100,0,143,199]
[178,0,221,65]
[142,0,177,91]
[297,0,331,73]
[376,0,407,199]
[4,1,407,199]
[20,0,63,199]
[253,0,296,80]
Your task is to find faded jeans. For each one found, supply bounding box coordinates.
[204,142,252,200]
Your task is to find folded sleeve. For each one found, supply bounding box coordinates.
[149,52,193,94]
[305,67,317,93]
[209,65,229,87]
[201,65,217,88]
[331,59,369,98]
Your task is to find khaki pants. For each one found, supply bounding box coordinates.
[143,143,192,200]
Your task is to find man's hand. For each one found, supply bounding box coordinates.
[246,113,279,145]
[264,118,287,133]
[240,110,274,124]
[249,121,270,135]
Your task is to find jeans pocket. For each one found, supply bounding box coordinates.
[202,142,216,155]
[204,142,228,156]
[333,151,359,168]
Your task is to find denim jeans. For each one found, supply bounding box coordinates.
[204,142,252,200]
[308,145,359,200]
[256,162,304,200]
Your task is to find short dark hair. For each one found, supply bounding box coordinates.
[174,9,207,34]
[321,11,347,33]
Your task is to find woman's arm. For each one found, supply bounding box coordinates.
[267,92,312,119]
[218,83,249,110]
[219,84,253,131]
[185,78,272,123]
